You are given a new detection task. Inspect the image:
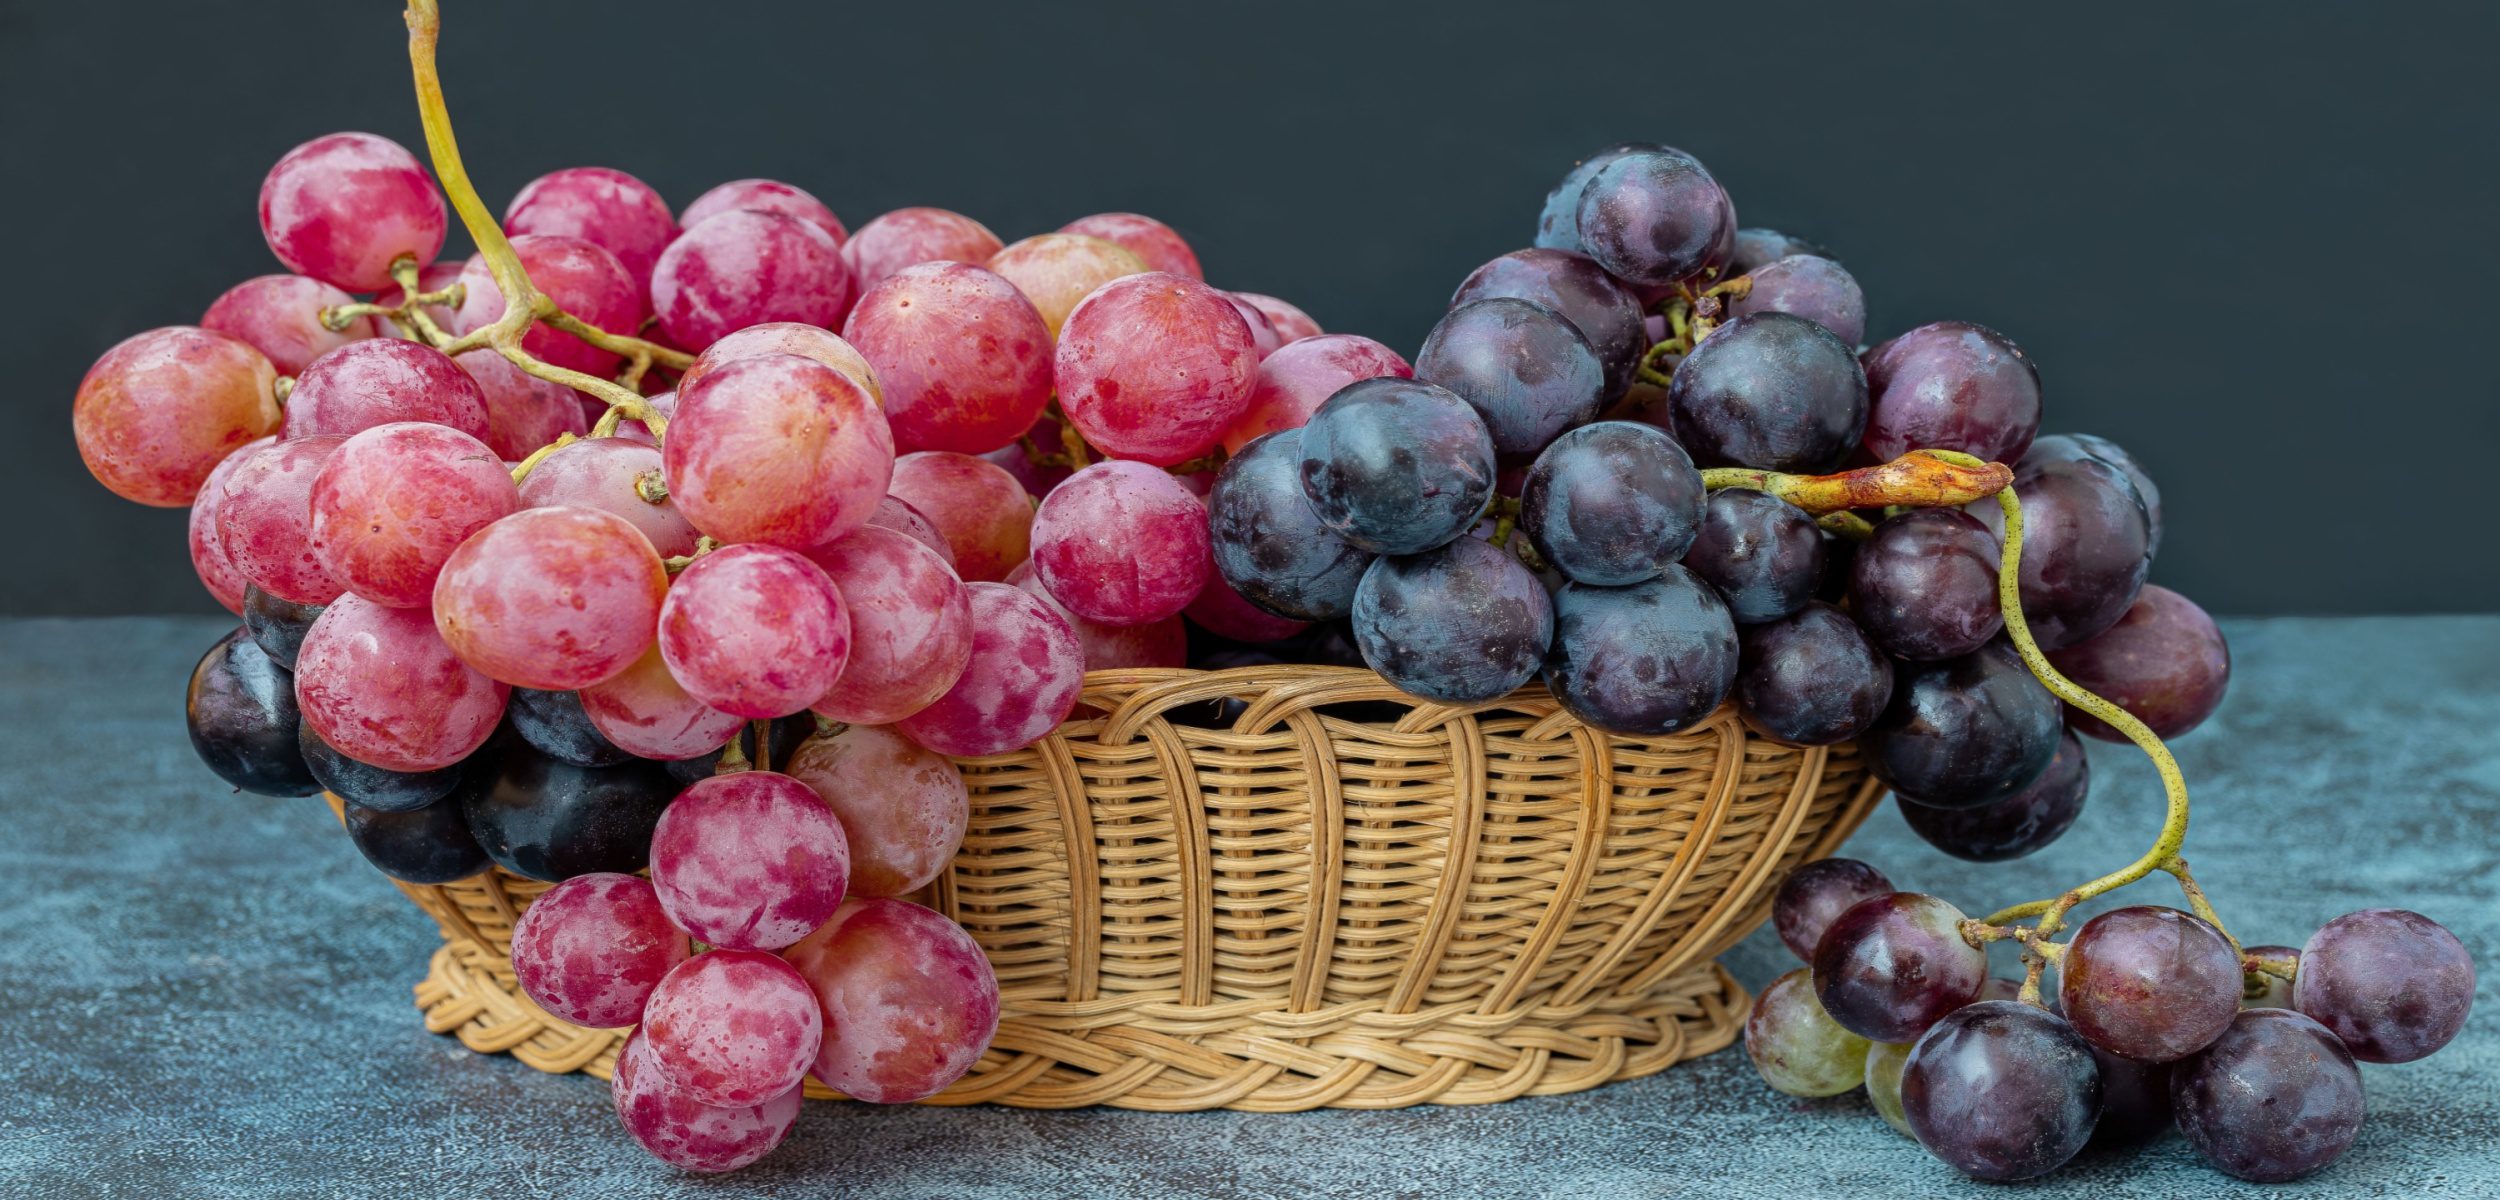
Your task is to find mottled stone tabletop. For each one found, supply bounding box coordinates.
[2,616,2492,1198]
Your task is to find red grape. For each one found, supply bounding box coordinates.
[651,771,851,951]
[658,544,851,719]
[1184,571,1309,643]
[1054,272,1260,466]
[258,132,448,291]
[449,235,645,378]
[2059,905,2240,1062]
[502,166,678,292]
[2006,448,2154,651]
[673,321,882,402]
[611,1026,802,1174]
[1771,858,1894,962]
[651,210,852,352]
[201,274,375,375]
[1745,967,1871,1096]
[309,422,519,608]
[218,435,348,605]
[1861,322,2041,465]
[682,178,846,246]
[894,582,1083,756]
[2295,907,2476,1063]
[578,644,745,761]
[781,897,1000,1104]
[285,337,490,441]
[187,438,272,615]
[509,872,690,1028]
[2171,1009,2365,1182]
[803,526,972,725]
[885,451,1033,582]
[864,495,955,567]
[455,348,588,461]
[1009,562,1188,671]
[1217,334,1412,455]
[1059,211,1202,279]
[1230,292,1320,344]
[843,262,1053,455]
[1849,508,2004,661]
[73,326,280,507]
[1901,1001,2099,1181]
[784,725,970,899]
[1812,892,1989,1042]
[639,950,823,1108]
[663,352,893,549]
[985,232,1146,336]
[842,206,1004,294]
[432,506,667,690]
[515,437,698,558]
[1029,460,1211,626]
[2046,585,2230,741]
[295,593,509,772]
[1223,293,1285,361]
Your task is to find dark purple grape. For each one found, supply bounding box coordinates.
[2243,945,2300,1009]
[2089,1046,2174,1145]
[2060,906,2241,1063]
[1667,312,1867,472]
[510,687,635,768]
[461,745,678,882]
[2172,1009,2365,1182]
[1518,421,1703,586]
[2007,448,2154,651]
[1901,1001,2100,1181]
[241,585,323,671]
[1848,508,2002,661]
[1860,322,2041,465]
[1727,228,1828,276]
[2296,908,2476,1063]
[1415,298,1607,464]
[1533,143,1657,256]
[1729,255,1865,346]
[2024,433,2162,557]
[1208,429,1375,622]
[1735,602,1892,746]
[1863,642,2063,808]
[298,721,462,813]
[1350,535,1552,704]
[2046,585,2230,741]
[1543,567,1736,735]
[343,793,492,884]
[1771,857,1893,962]
[1897,726,2088,861]
[1298,378,1495,555]
[1572,148,1736,287]
[186,627,320,798]
[1812,892,1989,1042]
[1682,488,1823,624]
[1451,248,1648,399]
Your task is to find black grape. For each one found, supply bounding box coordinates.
[1298,377,1495,555]
[1451,248,1648,400]
[1734,602,1892,746]
[1682,488,1823,623]
[1861,322,2041,464]
[1667,312,1867,472]
[2295,907,2477,1063]
[2171,1009,2365,1182]
[1543,566,1737,736]
[2088,1046,2174,1146]
[343,792,492,885]
[298,721,463,813]
[2006,449,2154,650]
[1771,858,1894,962]
[1726,227,1828,276]
[1728,255,1865,346]
[1849,508,2003,660]
[1415,298,1607,464]
[1863,642,2063,808]
[1350,535,1553,704]
[1897,725,2088,861]
[185,627,320,797]
[1518,421,1704,586]
[2024,432,2162,557]
[461,745,678,882]
[1207,429,1376,621]
[241,585,324,671]
[1571,147,1736,286]
[510,687,634,768]
[1901,1001,2101,1181]
[1533,142,1659,256]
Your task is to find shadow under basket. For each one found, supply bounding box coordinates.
[370,665,1882,1112]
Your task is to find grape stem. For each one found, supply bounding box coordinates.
[1699,450,2012,515]
[507,432,577,484]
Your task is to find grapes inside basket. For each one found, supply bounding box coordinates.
[85,0,2475,1184]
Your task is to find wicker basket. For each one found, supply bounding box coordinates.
[374,664,1882,1111]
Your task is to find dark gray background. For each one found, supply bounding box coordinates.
[9,1,2496,616]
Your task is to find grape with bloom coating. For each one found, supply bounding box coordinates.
[2060,905,2241,1062]
[1849,508,2003,661]
[578,645,746,761]
[73,326,280,507]
[804,526,972,725]
[285,337,490,442]
[611,1027,802,1174]
[1417,298,1608,464]
[1207,429,1376,622]
[1897,725,2089,861]
[456,348,587,462]
[1727,228,1825,275]
[449,235,645,378]
[1231,292,1321,343]
[310,423,518,608]
[1572,147,1736,286]
[640,950,823,1109]
[1544,568,1737,735]
[462,748,676,881]
[1299,378,1496,555]
[659,545,852,719]
[433,506,665,690]
[1060,212,1201,278]
[1861,321,2041,464]
[1772,858,1894,962]
[885,451,1033,582]
[986,232,1147,336]
[2022,432,2164,556]
[1031,461,1211,626]
[1864,642,2063,808]
[785,725,970,898]
[295,594,508,772]
[1668,312,1866,472]
[1520,422,1702,586]
[1745,967,1872,1096]
[844,206,1005,294]
[681,177,844,245]
[1453,247,1647,400]
[673,321,883,402]
[2047,585,2230,741]
[2296,907,2476,1063]
[651,210,852,352]
[515,438,697,558]
[187,439,269,614]
[258,132,447,291]
[781,897,1001,1104]
[1055,272,1260,466]
[509,872,689,1028]
[664,352,893,549]
[1902,1001,2101,1181]
[894,582,1083,756]
[503,167,678,291]
[2007,448,2155,651]
[508,687,630,768]
[1812,892,1989,1042]
[1735,602,1893,746]
[844,262,1053,454]
[1682,488,1824,624]
[1533,142,1656,256]
[1218,334,1412,455]
[1729,254,1866,346]
[219,435,348,606]
[2171,1009,2365,1182]
[651,771,851,951]
[201,274,374,375]
[1008,562,1189,671]
[1354,536,1553,705]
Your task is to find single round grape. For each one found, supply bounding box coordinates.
[461,745,676,881]
[2024,432,2163,557]
[658,544,851,720]
[611,1026,803,1174]
[343,793,490,885]
[782,897,1001,1104]
[866,494,956,567]
[1451,247,1647,400]
[1729,254,1866,346]
[448,235,645,378]
[1735,602,1893,746]
[886,451,1034,583]
[577,644,746,762]
[2059,906,2241,1063]
[785,725,970,898]
[2046,585,2230,741]
[2297,908,2476,1063]
[1572,147,1737,286]
[1682,488,1824,624]
[1231,292,1321,343]
[455,347,589,462]
[1901,1001,2100,1181]
[295,594,507,773]
[1898,725,2089,861]
[2007,450,2154,651]
[188,439,270,615]
[1218,334,1412,455]
[1773,858,1895,962]
[1030,461,1211,626]
[1864,643,2063,808]
[673,321,883,402]
[1415,297,1608,464]
[984,232,1146,336]
[1353,536,1553,705]
[2171,1008,2365,1182]
[1544,568,1735,735]
[1008,562,1189,671]
[509,872,689,1028]
[1060,211,1201,279]
[1054,272,1260,466]
[1745,967,1872,1096]
[2090,1045,2174,1146]
[216,436,347,605]
[844,261,1053,455]
[1667,312,1867,472]
[285,337,490,442]
[650,209,851,352]
[2243,945,2301,1009]
[1298,378,1496,555]
[1727,228,1827,275]
[665,353,893,549]
[1849,508,2004,660]
[1865,1038,1914,1135]
[186,627,318,797]
[201,274,374,375]
[503,166,678,291]
[650,771,850,952]
[242,586,321,670]
[1207,429,1375,622]
[842,206,1004,294]
[515,437,697,558]
[258,132,447,291]
[1532,142,1656,255]
[298,721,460,812]
[1184,571,1310,643]
[508,687,632,768]
[1221,293,1285,361]
[640,950,823,1109]
[73,326,280,507]
[1812,893,1989,1042]
[682,177,845,245]
[1861,321,2041,465]
[894,582,1084,757]
[803,526,973,726]
[432,506,666,690]
[309,422,519,609]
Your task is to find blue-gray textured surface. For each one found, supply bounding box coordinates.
[0,615,2492,1199]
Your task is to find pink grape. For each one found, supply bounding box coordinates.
[1217,333,1414,455]
[781,897,1000,1103]
[663,353,893,548]
[651,771,851,951]
[982,413,1075,500]
[843,206,1005,295]
[673,321,883,402]
[432,506,667,689]
[508,872,689,1027]
[1008,561,1187,671]
[1054,272,1260,466]
[450,236,645,377]
[515,437,698,557]
[200,274,374,375]
[455,349,588,461]
[651,210,852,352]
[985,232,1146,336]
[502,166,677,291]
[658,545,852,719]
[611,1027,802,1174]
[218,435,348,605]
[682,178,846,246]
[285,337,490,441]
[295,593,509,772]
[258,132,447,291]
[1223,292,1285,360]
[1231,292,1321,344]
[1812,892,1989,1042]
[1059,211,1202,279]
[187,438,271,614]
[1185,572,1310,643]
[865,495,955,567]
[843,262,1053,454]
[803,527,973,725]
[310,422,519,607]
[886,452,1033,582]
[895,582,1084,755]
[784,725,969,898]
[73,326,280,507]
[639,950,823,1108]
[1029,460,1211,625]
[579,645,745,760]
